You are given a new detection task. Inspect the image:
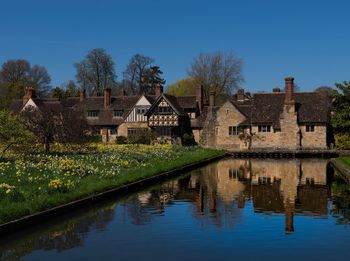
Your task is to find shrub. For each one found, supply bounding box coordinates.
[116,136,128,144]
[182,133,196,146]
[334,133,350,150]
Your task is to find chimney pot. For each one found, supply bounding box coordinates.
[209,91,216,107]
[155,84,163,97]
[273,87,281,93]
[196,85,204,111]
[104,88,111,108]
[237,88,245,101]
[80,88,86,101]
[284,77,295,105]
[23,87,35,105]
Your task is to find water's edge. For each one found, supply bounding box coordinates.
[0,154,228,235]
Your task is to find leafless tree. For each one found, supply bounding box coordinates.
[123,54,154,94]
[21,105,89,153]
[188,51,244,101]
[0,59,30,84]
[75,48,116,96]
[0,59,51,98]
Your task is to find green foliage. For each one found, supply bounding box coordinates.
[115,136,127,144]
[127,130,156,144]
[332,81,350,149]
[0,110,34,158]
[166,78,196,96]
[334,133,350,150]
[182,133,196,146]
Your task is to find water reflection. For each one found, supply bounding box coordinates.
[0,158,350,260]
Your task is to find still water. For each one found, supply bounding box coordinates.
[1,158,350,261]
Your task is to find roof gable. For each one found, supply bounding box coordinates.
[145,94,185,116]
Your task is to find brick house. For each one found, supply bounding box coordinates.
[10,77,332,149]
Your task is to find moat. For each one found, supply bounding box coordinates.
[1,158,350,261]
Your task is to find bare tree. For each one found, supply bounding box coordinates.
[0,59,51,98]
[27,65,51,97]
[123,54,154,94]
[188,51,244,101]
[0,59,30,84]
[21,106,89,153]
[75,48,116,96]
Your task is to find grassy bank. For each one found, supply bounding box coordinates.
[336,157,350,168]
[0,144,224,224]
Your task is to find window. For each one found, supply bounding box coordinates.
[110,128,116,135]
[229,168,238,179]
[258,125,271,132]
[306,124,315,132]
[156,126,172,136]
[136,108,146,114]
[229,126,238,136]
[127,128,148,136]
[87,110,99,117]
[158,106,172,114]
[113,110,123,117]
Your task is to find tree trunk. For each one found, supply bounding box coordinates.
[45,138,50,153]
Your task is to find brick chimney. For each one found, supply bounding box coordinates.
[23,87,35,105]
[237,88,245,101]
[196,85,204,111]
[104,87,111,108]
[273,87,281,93]
[209,91,216,107]
[155,84,163,98]
[80,88,86,102]
[284,77,295,105]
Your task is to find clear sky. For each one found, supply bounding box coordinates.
[0,0,349,92]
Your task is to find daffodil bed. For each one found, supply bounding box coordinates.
[0,144,223,224]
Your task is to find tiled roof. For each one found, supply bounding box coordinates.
[176,96,197,109]
[250,92,331,126]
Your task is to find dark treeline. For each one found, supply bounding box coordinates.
[0,49,167,109]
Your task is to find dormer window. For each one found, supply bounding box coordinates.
[136,107,146,114]
[87,110,99,117]
[258,125,271,132]
[113,110,123,117]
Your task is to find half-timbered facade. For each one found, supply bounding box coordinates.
[145,94,184,140]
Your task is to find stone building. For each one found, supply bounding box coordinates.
[204,77,332,150]
[10,76,332,149]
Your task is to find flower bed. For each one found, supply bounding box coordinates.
[0,144,224,224]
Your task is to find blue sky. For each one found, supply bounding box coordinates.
[0,0,349,92]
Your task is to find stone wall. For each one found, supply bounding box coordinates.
[300,125,327,149]
[215,101,248,150]
[117,122,150,137]
[251,105,301,150]
[203,101,329,150]
[193,129,201,144]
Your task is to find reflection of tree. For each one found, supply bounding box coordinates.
[331,173,350,225]
[0,202,116,260]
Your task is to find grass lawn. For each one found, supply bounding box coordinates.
[336,157,350,168]
[0,144,224,224]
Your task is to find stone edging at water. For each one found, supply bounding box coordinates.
[330,159,350,182]
[0,153,228,235]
